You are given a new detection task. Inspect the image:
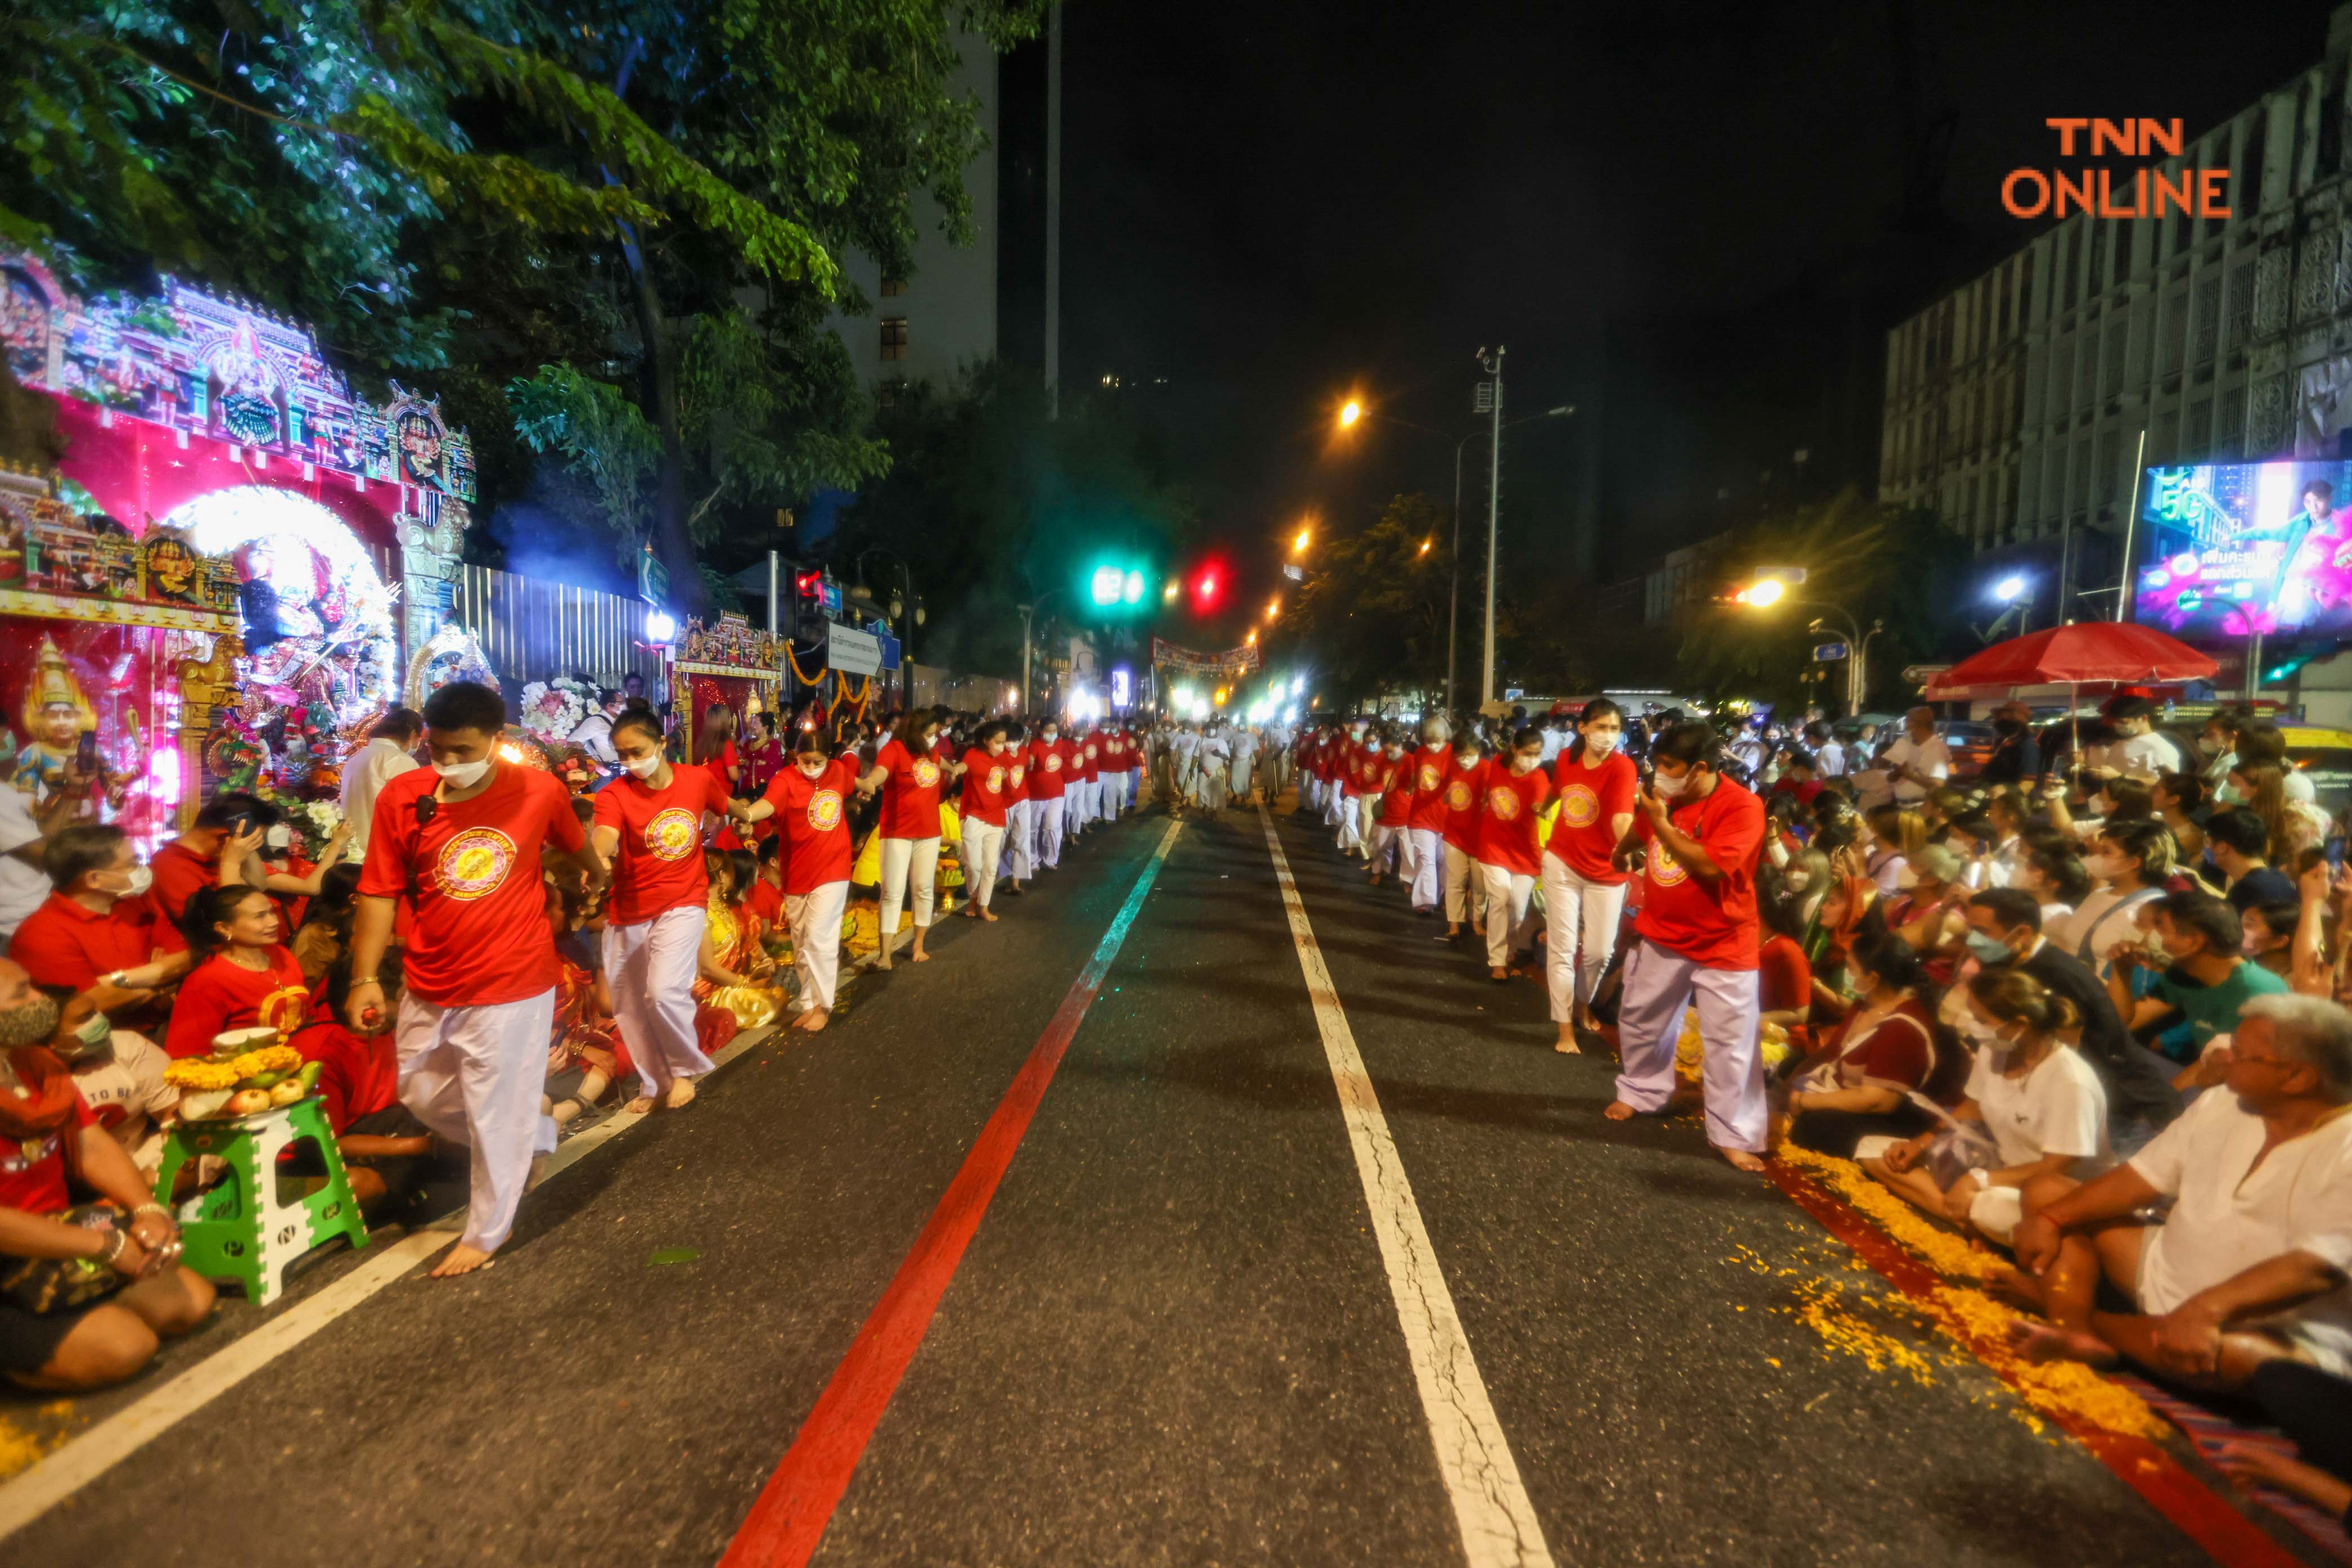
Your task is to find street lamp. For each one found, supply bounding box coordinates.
[1338,399,1363,429]
[1292,524,1311,555]
[1735,569,1873,714]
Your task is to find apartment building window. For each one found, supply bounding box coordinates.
[2160,291,2187,377]
[2225,264,2255,350]
[2194,277,2221,364]
[2096,430,2120,503]
[879,278,906,297]
[2187,397,2212,459]
[2102,319,2126,399]
[879,316,908,361]
[2239,113,2267,217]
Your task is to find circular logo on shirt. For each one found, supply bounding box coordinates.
[1559,784,1599,829]
[257,984,309,1037]
[1648,843,1688,888]
[912,759,941,789]
[1010,765,1027,787]
[1486,786,1521,822]
[1086,743,1099,760]
[645,806,698,862]
[1045,753,1063,773]
[1445,780,1472,811]
[987,765,1008,793]
[1107,740,1122,756]
[808,790,844,833]
[1418,762,1444,792]
[435,827,516,901]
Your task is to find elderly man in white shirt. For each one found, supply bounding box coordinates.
[1879,706,1950,805]
[2006,992,2352,1388]
[338,707,423,857]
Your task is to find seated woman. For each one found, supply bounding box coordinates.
[1859,966,2110,1247]
[290,862,364,986]
[546,878,630,1127]
[693,849,778,1036]
[289,955,468,1226]
[164,886,310,1059]
[44,988,177,1175]
[1881,841,1970,982]
[1785,937,1952,1158]
[0,960,213,1391]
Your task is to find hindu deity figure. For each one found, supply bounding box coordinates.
[12,636,126,809]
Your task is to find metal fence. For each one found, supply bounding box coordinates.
[446,563,667,701]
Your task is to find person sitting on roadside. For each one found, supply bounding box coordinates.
[2051,819,2173,978]
[2021,842,2091,935]
[2107,890,2288,1083]
[1784,936,1953,1159]
[1860,966,2109,1245]
[164,886,309,1059]
[290,862,364,985]
[2152,771,2208,863]
[291,955,469,1227]
[1861,805,1923,898]
[2206,808,2298,914]
[2004,992,2352,1392]
[0,957,213,1391]
[42,988,175,1174]
[1881,841,1969,981]
[2243,899,2300,982]
[144,791,268,953]
[8,824,191,1024]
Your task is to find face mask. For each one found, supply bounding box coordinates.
[98,864,154,900]
[1651,767,1692,799]
[2083,852,2127,881]
[264,823,292,850]
[56,1010,113,1062]
[1584,732,1617,756]
[2216,783,2242,805]
[1511,752,1540,774]
[1044,731,1058,742]
[624,754,663,778]
[434,758,491,787]
[2242,932,2271,956]
[1784,870,1812,892]
[1955,1012,2008,1057]
[1963,930,2013,965]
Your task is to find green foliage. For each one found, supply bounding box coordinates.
[507,362,658,551]
[1271,494,1454,707]
[677,308,889,545]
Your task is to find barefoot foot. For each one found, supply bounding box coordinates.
[663,1078,697,1111]
[431,1242,498,1279]
[1602,1099,1638,1122]
[1717,1146,1768,1173]
[623,1094,657,1116]
[1554,1027,1582,1055]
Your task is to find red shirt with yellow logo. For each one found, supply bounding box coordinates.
[1441,757,1488,852]
[759,758,859,894]
[359,764,586,1006]
[960,747,1013,826]
[875,738,948,840]
[1546,750,1640,886]
[1632,776,1765,969]
[1026,737,1068,800]
[1408,746,1454,832]
[164,944,310,1059]
[591,763,730,925]
[1473,764,1553,876]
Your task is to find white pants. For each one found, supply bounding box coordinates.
[1322,781,1345,827]
[1614,938,1767,1153]
[965,818,1005,910]
[604,904,715,1097]
[1034,796,1065,867]
[1337,791,1364,852]
[1205,765,1228,811]
[1306,775,1325,813]
[1407,827,1446,910]
[880,834,940,933]
[1101,773,1125,819]
[1540,858,1629,1026]
[787,880,848,1012]
[1005,799,1034,881]
[1476,862,1536,968]
[1444,841,1486,924]
[396,988,557,1254]
[1370,822,1411,876]
[1357,793,1380,853]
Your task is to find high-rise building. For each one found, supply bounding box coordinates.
[825,22,1061,398]
[1878,5,2352,625]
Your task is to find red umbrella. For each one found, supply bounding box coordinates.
[1923,623,2217,699]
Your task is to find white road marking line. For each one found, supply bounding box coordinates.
[0,1018,779,1542]
[1257,805,1557,1568]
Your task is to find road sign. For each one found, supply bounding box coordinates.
[1282,563,1304,581]
[1903,663,1952,684]
[1811,641,1849,662]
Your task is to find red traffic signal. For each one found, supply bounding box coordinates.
[1191,565,1223,613]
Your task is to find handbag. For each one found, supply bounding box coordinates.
[0,1204,130,1316]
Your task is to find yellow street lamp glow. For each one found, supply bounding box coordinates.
[1741,578,1786,608]
[1338,400,1362,429]
[1418,538,1432,555]
[1266,596,1281,621]
[1291,526,1311,554]
[1163,578,1181,602]
[1245,629,1257,645]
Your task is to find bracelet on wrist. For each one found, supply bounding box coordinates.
[98,1228,128,1269]
[350,975,380,987]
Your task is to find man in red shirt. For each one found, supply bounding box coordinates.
[349,681,607,1277]
[9,824,191,1024]
[1026,718,1069,871]
[142,792,264,953]
[733,729,875,1029]
[1473,727,1554,979]
[1366,733,1415,887]
[1331,719,1369,853]
[1605,719,1770,1170]
[590,709,732,1113]
[1070,720,1101,841]
[1099,726,1128,822]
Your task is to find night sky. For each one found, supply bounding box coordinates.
[1058,0,2345,627]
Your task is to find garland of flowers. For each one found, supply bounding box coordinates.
[517,677,596,747]
[830,674,872,723]
[784,641,827,686]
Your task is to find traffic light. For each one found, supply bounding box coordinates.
[1084,558,1153,614]
[1191,565,1223,613]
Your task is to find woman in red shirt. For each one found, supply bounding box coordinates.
[1783,936,1945,1158]
[1543,698,1640,1052]
[958,722,1017,923]
[1440,735,1489,943]
[589,709,733,1112]
[165,886,310,1059]
[857,710,963,969]
[1366,734,1415,888]
[735,729,875,1029]
[1001,723,1034,896]
[1473,728,1554,982]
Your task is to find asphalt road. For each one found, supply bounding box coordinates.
[0,795,2310,1567]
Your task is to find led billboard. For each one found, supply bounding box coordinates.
[2135,460,2352,636]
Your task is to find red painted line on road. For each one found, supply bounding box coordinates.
[1763,1159,2305,1568]
[719,821,1182,1568]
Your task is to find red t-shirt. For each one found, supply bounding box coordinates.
[1005,752,1030,804]
[358,763,586,1007]
[7,894,158,993]
[1547,750,1640,885]
[760,758,858,894]
[291,1019,398,1135]
[0,1073,94,1217]
[165,945,310,1058]
[1376,755,1415,824]
[591,763,730,925]
[747,875,784,928]
[145,838,217,954]
[960,747,1013,826]
[1027,738,1068,799]
[1473,764,1553,876]
[1083,736,1104,783]
[1343,739,1373,793]
[1441,757,1487,852]
[1632,777,1766,969]
[1099,733,1124,776]
[1407,747,1453,832]
[267,850,318,936]
[874,738,947,840]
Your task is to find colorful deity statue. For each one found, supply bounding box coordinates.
[12,635,127,809]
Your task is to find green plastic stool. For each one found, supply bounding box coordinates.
[153,1096,370,1306]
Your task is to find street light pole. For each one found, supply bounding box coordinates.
[1478,346,1504,710]
[1447,434,1471,718]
